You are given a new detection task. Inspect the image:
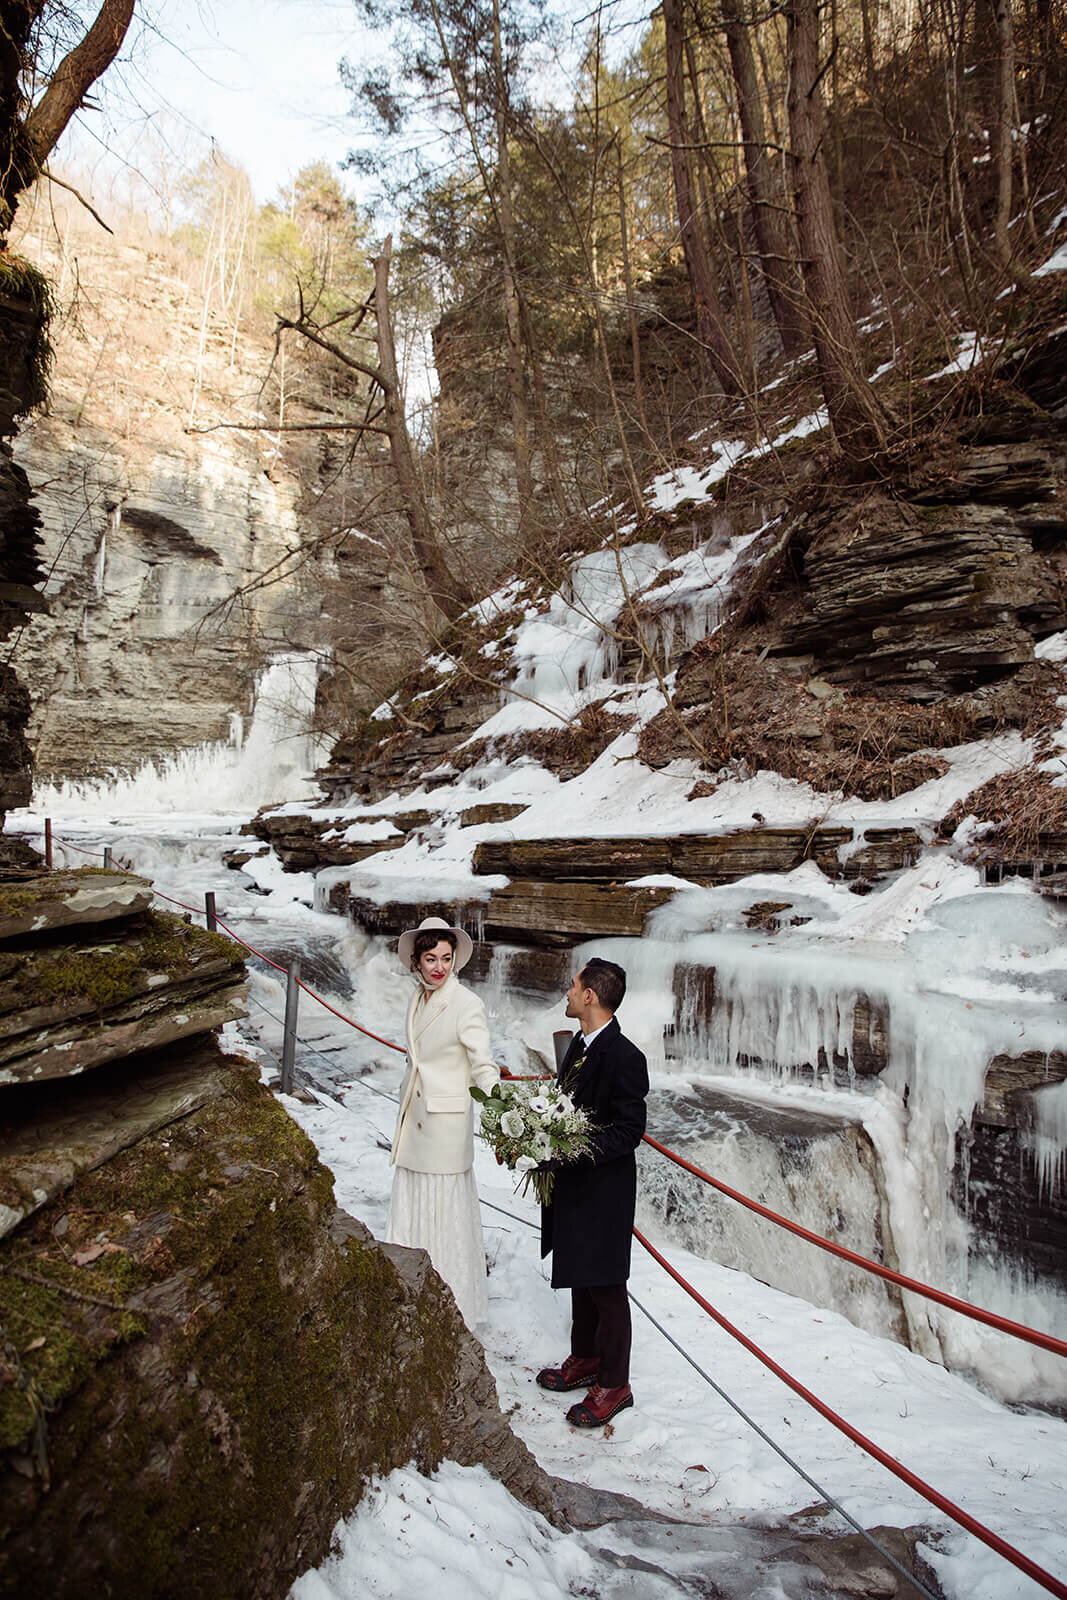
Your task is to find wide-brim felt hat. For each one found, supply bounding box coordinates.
[397,915,474,973]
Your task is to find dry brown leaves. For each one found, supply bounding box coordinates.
[641,639,1065,808]
[941,764,1067,862]
[455,700,634,781]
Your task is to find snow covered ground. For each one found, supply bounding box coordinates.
[12,803,1067,1598]
[268,989,1067,1600]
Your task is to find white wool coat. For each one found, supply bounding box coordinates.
[390,972,499,1175]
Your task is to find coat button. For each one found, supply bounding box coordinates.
[416,1121,423,1129]
[416,1088,421,1097]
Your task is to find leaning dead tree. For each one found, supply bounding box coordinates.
[275,236,472,621]
[1,0,136,239]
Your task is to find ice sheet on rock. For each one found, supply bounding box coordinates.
[466,544,667,742]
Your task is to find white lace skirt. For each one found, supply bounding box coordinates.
[386,1166,489,1329]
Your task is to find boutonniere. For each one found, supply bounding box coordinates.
[562,1052,586,1093]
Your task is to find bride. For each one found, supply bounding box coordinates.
[385,916,499,1328]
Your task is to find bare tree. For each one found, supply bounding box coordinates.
[663,0,745,397]
[276,237,471,621]
[1,0,136,239]
[716,0,808,358]
[785,0,889,455]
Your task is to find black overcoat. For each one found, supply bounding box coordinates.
[540,1017,649,1288]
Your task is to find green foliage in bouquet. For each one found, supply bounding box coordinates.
[471,1078,593,1206]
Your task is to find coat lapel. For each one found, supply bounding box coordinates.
[411,973,454,1045]
[564,1017,619,1103]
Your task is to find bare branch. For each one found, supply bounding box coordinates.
[39,166,113,232]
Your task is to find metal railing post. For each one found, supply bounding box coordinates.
[281,960,300,1095]
[553,1030,575,1072]
[103,846,113,869]
[205,891,217,931]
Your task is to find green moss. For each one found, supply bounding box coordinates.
[24,910,242,1012]
[0,888,35,920]
[1,1064,467,1597]
[0,253,55,412]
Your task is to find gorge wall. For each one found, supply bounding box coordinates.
[7,198,417,785]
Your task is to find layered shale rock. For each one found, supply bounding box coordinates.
[0,280,47,815]
[0,855,561,1597]
[954,1051,1067,1291]
[0,870,246,1087]
[472,826,923,891]
[245,807,431,872]
[792,495,1062,698]
[320,685,501,806]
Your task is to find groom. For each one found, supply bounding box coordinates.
[536,957,649,1427]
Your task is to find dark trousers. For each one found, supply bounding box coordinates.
[570,1283,631,1388]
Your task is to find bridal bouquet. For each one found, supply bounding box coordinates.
[471,1078,592,1205]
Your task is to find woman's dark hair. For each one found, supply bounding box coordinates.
[411,927,458,968]
[579,957,626,1013]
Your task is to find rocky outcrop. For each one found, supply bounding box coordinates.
[481,879,676,945]
[0,1045,557,1598]
[0,869,246,1087]
[320,684,501,806]
[246,807,431,872]
[0,277,47,815]
[0,851,562,1596]
[473,826,923,888]
[6,209,412,783]
[954,1051,1067,1292]
[669,963,890,1082]
[791,494,1063,699]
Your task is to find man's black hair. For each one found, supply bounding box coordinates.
[580,957,626,1014]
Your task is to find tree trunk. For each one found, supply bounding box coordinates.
[720,0,809,359]
[2,0,135,236]
[992,0,1015,268]
[373,241,470,620]
[615,138,655,452]
[663,0,744,396]
[491,0,536,541]
[786,0,888,456]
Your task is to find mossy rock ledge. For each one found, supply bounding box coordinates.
[0,1048,555,1597]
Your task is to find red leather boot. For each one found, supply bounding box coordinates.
[536,1354,600,1392]
[566,1383,634,1427]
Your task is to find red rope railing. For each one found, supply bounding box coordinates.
[642,1135,1067,1360]
[636,1229,1067,1600]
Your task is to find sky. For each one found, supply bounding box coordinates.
[52,0,654,218]
[56,0,375,209]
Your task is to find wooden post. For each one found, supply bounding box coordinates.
[102,846,113,869]
[281,960,301,1095]
[44,818,53,868]
[205,891,217,932]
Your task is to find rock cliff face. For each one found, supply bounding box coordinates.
[6,205,418,783]
[0,276,47,812]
